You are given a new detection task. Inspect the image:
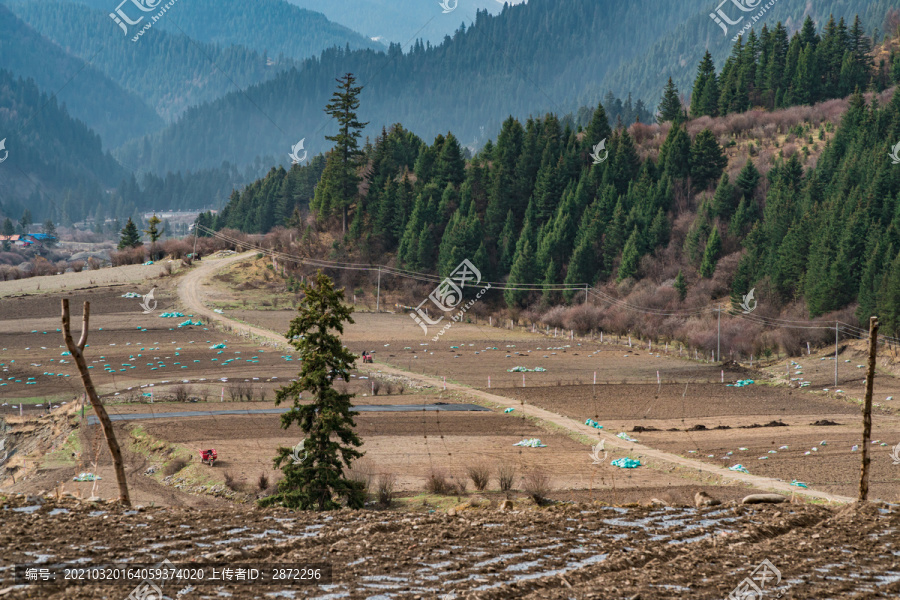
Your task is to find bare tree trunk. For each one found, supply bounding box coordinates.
[62,299,131,506]
[859,316,878,502]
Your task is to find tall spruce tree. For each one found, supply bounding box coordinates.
[699,227,722,278]
[261,271,365,511]
[690,129,728,191]
[657,77,683,123]
[312,73,368,234]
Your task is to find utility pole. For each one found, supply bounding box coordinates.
[376,267,381,313]
[192,227,199,258]
[717,308,721,362]
[835,322,839,388]
[62,300,131,506]
[584,284,588,304]
[859,316,878,502]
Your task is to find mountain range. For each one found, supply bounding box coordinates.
[0,0,892,223]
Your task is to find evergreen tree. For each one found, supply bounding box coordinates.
[735,159,761,198]
[690,51,718,117]
[657,77,683,123]
[18,209,33,234]
[711,174,737,220]
[617,228,641,282]
[699,227,722,278]
[260,271,365,511]
[42,220,58,247]
[690,129,728,190]
[1,218,14,251]
[144,214,163,243]
[312,73,368,233]
[674,269,687,301]
[118,218,143,249]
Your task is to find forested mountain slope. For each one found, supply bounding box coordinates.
[0,70,126,224]
[54,0,384,61]
[5,0,291,123]
[202,23,900,336]
[603,0,895,103]
[116,0,713,173]
[0,4,163,148]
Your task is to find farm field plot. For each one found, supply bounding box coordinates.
[0,288,300,407]
[2,493,900,600]
[220,300,900,503]
[5,258,900,510]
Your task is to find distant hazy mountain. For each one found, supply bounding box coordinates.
[6,0,292,123]
[286,0,525,46]
[0,4,163,148]
[0,69,126,224]
[117,0,710,173]
[52,0,385,60]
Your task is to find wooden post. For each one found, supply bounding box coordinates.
[62,300,131,506]
[859,316,878,502]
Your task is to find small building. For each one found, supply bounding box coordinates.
[0,235,32,247]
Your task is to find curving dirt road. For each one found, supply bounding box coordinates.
[177,252,856,504]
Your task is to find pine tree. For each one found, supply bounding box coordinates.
[144,215,163,243]
[674,270,687,301]
[42,220,58,247]
[312,73,368,234]
[617,228,641,282]
[690,129,728,191]
[118,218,143,249]
[260,271,365,511]
[711,174,737,220]
[505,237,537,308]
[735,159,760,197]
[690,51,718,117]
[19,209,32,234]
[657,77,683,123]
[1,218,14,251]
[699,227,722,278]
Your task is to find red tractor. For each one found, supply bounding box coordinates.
[199,448,217,466]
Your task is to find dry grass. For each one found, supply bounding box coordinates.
[164,458,188,477]
[376,473,397,507]
[347,460,375,493]
[426,469,452,495]
[497,464,516,492]
[466,463,491,491]
[523,469,552,506]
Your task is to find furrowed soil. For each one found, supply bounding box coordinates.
[2,254,900,598]
[2,493,899,599]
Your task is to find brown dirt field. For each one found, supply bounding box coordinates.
[0,260,183,299]
[2,493,899,599]
[5,256,900,510]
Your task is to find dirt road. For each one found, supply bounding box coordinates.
[177,252,856,503]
